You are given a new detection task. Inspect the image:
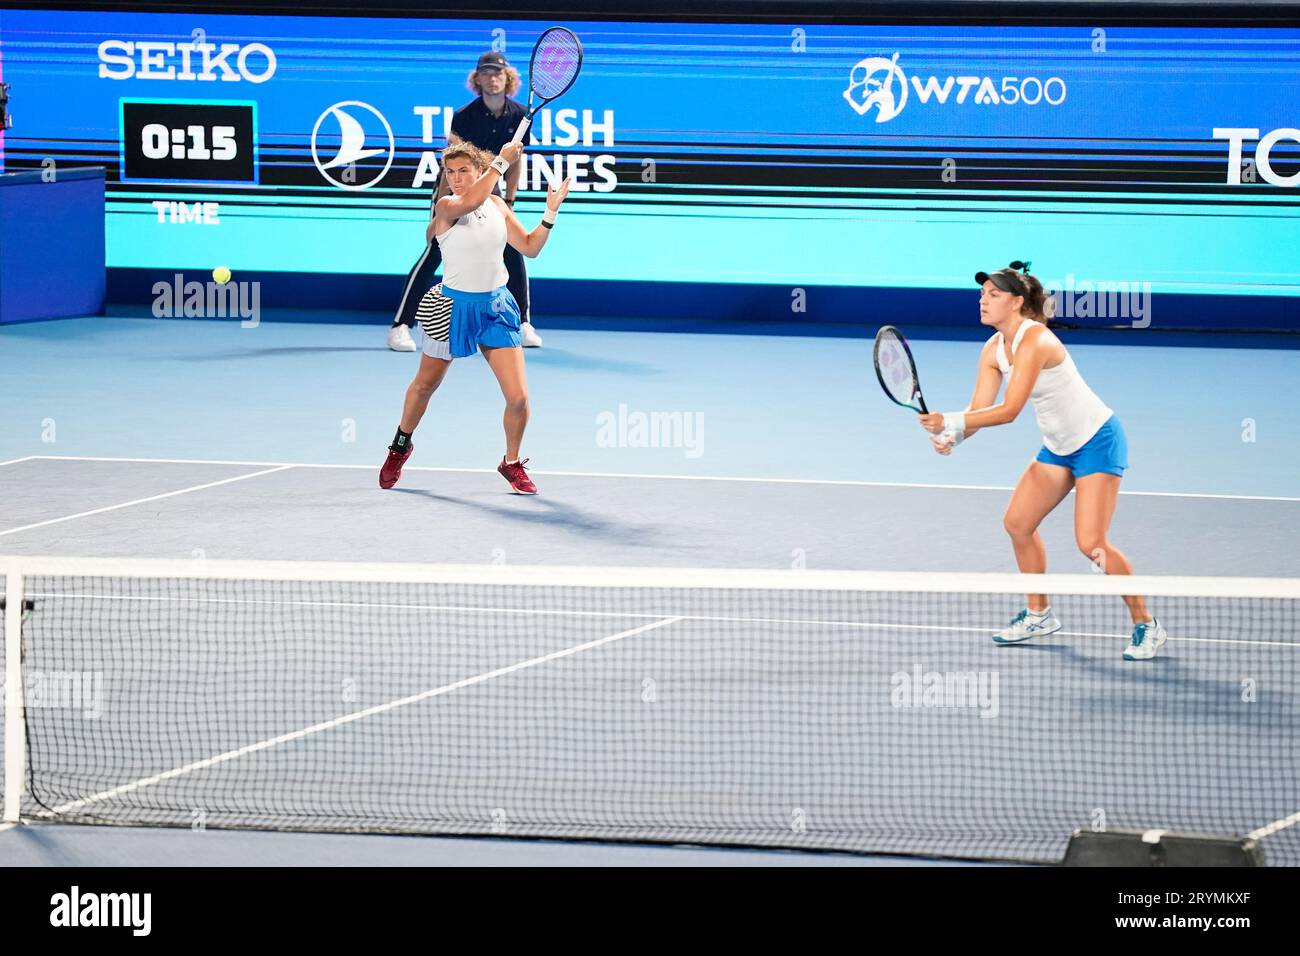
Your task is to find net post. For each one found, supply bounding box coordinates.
[3,571,25,824]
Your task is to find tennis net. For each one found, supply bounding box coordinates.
[3,555,1297,864]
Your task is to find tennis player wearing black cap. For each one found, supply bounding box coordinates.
[918,262,1168,661]
[388,50,543,351]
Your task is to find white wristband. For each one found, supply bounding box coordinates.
[541,207,558,225]
[489,156,509,176]
[941,412,967,445]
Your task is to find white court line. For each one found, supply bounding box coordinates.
[1248,810,1300,841]
[24,591,1300,649]
[1051,629,1300,649]
[16,455,1300,503]
[0,466,294,538]
[39,615,682,818]
[0,457,36,468]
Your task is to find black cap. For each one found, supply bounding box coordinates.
[976,261,1032,295]
[476,51,509,72]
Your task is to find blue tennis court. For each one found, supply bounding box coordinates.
[2,313,1297,866]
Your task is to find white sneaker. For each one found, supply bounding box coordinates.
[387,324,417,352]
[993,607,1062,644]
[520,322,543,348]
[1123,619,1168,661]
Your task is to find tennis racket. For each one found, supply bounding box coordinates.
[509,27,584,145]
[873,325,929,414]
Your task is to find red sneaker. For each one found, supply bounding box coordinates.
[497,457,537,494]
[379,443,413,489]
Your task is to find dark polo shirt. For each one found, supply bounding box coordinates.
[451,96,532,152]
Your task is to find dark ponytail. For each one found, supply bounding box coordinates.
[1005,260,1054,324]
[1019,273,1055,324]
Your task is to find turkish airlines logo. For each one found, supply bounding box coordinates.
[311,101,395,190]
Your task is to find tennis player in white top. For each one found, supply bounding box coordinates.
[379,140,571,495]
[919,262,1168,661]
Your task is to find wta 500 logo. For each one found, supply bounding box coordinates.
[843,52,1066,123]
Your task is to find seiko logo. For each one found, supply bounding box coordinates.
[98,39,277,83]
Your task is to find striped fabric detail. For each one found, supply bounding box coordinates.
[416,283,452,342]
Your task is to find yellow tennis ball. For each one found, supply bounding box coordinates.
[212,266,232,285]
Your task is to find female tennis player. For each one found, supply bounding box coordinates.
[387,50,543,352]
[920,263,1168,661]
[379,140,571,495]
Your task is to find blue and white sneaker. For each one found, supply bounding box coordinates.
[993,607,1062,644]
[1122,619,1168,661]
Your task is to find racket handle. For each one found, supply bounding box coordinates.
[509,116,532,146]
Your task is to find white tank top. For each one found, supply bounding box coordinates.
[435,197,509,292]
[993,320,1113,455]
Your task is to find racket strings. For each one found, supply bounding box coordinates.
[876,334,920,406]
[531,32,582,98]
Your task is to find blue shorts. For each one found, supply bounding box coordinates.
[416,284,521,360]
[1035,415,1128,478]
